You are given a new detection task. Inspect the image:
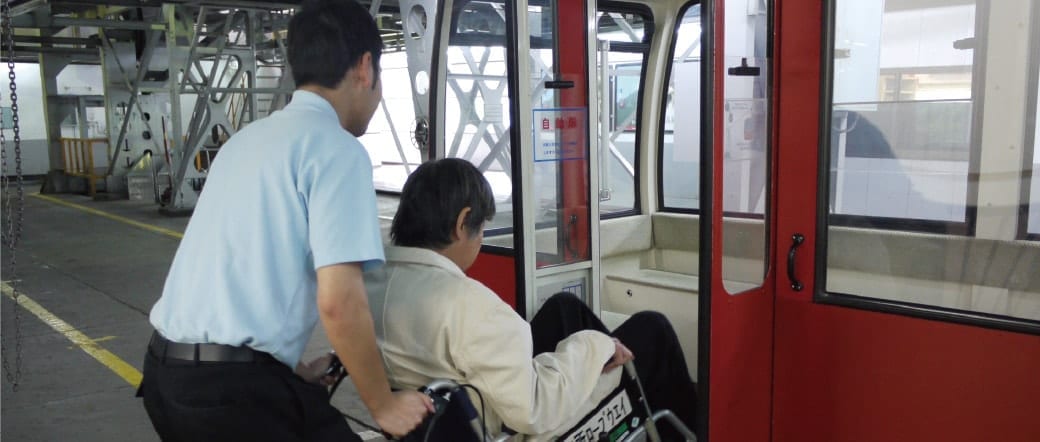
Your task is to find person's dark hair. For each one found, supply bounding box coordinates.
[288,0,383,89]
[392,158,496,249]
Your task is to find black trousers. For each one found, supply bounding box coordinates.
[138,341,359,442]
[530,293,698,437]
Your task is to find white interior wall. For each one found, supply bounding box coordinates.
[1,64,48,176]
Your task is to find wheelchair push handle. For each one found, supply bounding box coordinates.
[325,353,349,398]
[420,380,480,420]
[325,353,346,378]
[416,379,491,442]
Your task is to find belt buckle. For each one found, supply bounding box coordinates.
[199,344,227,362]
[198,343,253,362]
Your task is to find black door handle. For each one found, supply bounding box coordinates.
[787,233,804,291]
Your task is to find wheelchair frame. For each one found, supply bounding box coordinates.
[329,360,696,442]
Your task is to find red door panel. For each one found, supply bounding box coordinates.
[468,251,517,308]
[707,1,775,440]
[772,1,1040,441]
[708,289,774,441]
[774,299,1040,442]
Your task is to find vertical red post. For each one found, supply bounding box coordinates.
[556,0,590,263]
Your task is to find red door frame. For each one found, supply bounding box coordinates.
[527,0,593,269]
[557,0,592,264]
[772,1,1040,441]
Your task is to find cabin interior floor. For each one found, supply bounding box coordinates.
[1,186,397,441]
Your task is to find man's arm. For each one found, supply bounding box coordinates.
[316,263,433,437]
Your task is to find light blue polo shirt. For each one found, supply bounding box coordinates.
[149,90,384,368]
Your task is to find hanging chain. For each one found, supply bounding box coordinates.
[1,0,25,391]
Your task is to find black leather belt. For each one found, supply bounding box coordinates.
[149,331,271,363]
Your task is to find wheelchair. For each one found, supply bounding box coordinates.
[330,359,696,442]
[559,361,696,442]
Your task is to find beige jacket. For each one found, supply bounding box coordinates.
[364,246,621,440]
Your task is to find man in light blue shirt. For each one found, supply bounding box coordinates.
[138,1,432,440]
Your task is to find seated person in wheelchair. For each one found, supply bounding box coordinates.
[364,158,698,440]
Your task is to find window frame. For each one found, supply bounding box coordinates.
[1018,0,1040,241]
[596,1,653,220]
[657,1,704,215]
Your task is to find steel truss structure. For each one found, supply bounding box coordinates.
[6,0,408,212]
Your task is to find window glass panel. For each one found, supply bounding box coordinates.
[661,6,702,210]
[597,11,648,43]
[441,1,561,248]
[443,0,514,239]
[528,0,564,265]
[825,0,1040,323]
[722,0,770,293]
[830,2,973,228]
[454,1,508,39]
[596,10,650,216]
[363,52,422,192]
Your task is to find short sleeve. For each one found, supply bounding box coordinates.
[300,137,384,270]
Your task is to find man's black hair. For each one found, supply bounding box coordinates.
[288,0,383,89]
[392,158,497,249]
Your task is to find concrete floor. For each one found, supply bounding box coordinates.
[1,188,400,441]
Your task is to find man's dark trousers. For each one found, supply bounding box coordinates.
[138,334,360,442]
[530,292,698,439]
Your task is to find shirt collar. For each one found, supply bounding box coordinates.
[384,246,466,278]
[286,89,339,122]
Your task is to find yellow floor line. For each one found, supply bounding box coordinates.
[2,282,143,388]
[29,193,183,239]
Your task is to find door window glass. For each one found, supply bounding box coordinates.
[824,0,1040,324]
[721,0,770,293]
